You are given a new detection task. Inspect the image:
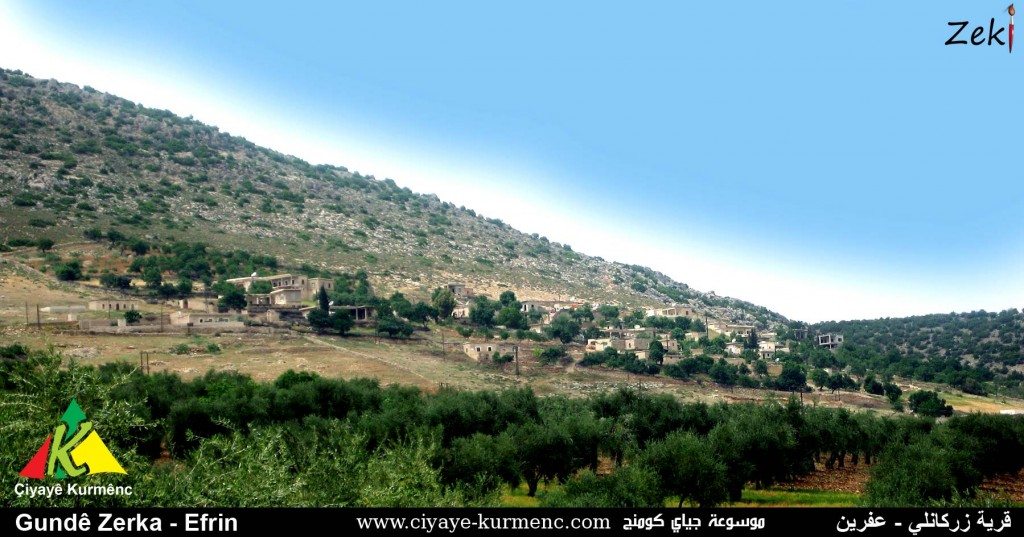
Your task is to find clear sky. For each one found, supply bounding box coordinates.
[1,1,1022,322]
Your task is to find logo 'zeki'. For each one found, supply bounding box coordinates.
[19,399,126,480]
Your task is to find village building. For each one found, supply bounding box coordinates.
[462,342,518,361]
[446,282,475,300]
[270,288,303,305]
[817,333,844,350]
[658,337,680,353]
[225,273,334,300]
[88,300,137,312]
[609,326,656,339]
[624,336,651,352]
[330,305,377,324]
[40,305,87,313]
[644,305,696,318]
[758,340,789,361]
[177,297,217,313]
[247,293,274,308]
[521,300,556,314]
[169,311,244,329]
[264,308,309,324]
[586,338,614,352]
[709,321,756,338]
[451,306,471,319]
[726,323,756,337]
[726,342,745,356]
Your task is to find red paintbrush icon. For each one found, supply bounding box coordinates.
[1010,4,1016,53]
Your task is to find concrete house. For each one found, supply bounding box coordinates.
[40,305,87,313]
[177,297,217,313]
[331,305,377,324]
[270,288,303,305]
[226,274,334,300]
[170,311,244,329]
[446,282,475,300]
[88,300,137,312]
[758,340,789,361]
[645,305,696,318]
[463,342,518,361]
[521,300,556,314]
[625,337,652,351]
[586,338,614,352]
[817,333,844,349]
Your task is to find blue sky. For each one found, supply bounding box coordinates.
[1,1,1022,322]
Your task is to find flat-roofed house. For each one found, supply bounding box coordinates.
[817,333,844,349]
[521,300,556,314]
[586,338,613,352]
[645,305,696,318]
[88,300,137,312]
[270,288,303,305]
[758,340,791,361]
[463,342,518,361]
[169,311,244,328]
[446,282,475,300]
[225,273,334,300]
[331,305,377,324]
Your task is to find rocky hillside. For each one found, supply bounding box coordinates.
[0,67,786,329]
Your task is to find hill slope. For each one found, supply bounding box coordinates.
[810,311,1024,382]
[0,67,786,329]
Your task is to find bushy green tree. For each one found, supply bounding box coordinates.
[142,266,163,288]
[469,296,497,327]
[908,390,953,417]
[36,238,55,252]
[376,314,414,339]
[249,280,273,294]
[638,431,727,507]
[495,306,528,330]
[498,290,518,308]
[775,363,808,392]
[175,277,194,297]
[541,466,662,508]
[218,286,247,311]
[55,260,83,281]
[431,287,457,318]
[318,286,331,312]
[100,272,133,289]
[308,309,332,333]
[648,340,666,365]
[545,314,581,344]
[123,310,141,325]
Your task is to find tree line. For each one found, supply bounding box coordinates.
[2,345,1022,507]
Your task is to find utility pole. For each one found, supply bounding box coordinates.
[514,345,520,376]
[36,304,40,328]
[24,302,29,325]
[705,314,710,339]
[159,303,164,332]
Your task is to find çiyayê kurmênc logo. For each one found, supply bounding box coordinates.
[946,4,1016,51]
[18,399,126,480]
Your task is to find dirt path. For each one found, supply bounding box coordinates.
[303,334,435,385]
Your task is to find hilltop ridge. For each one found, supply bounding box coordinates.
[0,67,787,329]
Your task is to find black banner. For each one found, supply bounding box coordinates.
[2,508,1020,536]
